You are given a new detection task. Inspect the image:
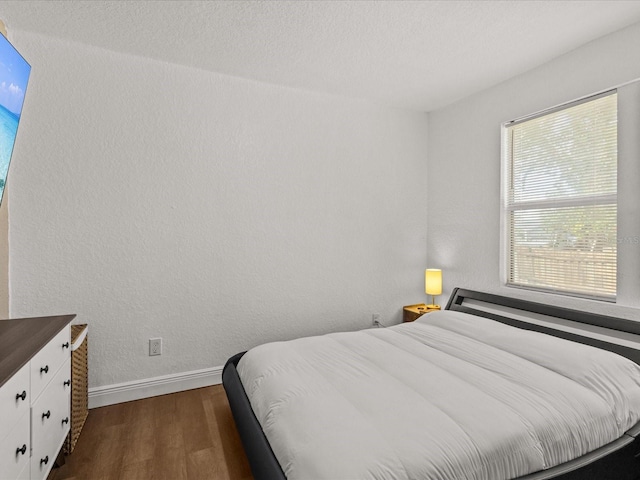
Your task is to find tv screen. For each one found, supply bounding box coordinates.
[0,33,30,206]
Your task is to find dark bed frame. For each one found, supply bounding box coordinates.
[223,288,640,480]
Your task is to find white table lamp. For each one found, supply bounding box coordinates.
[425,269,442,309]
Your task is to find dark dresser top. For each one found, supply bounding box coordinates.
[0,314,76,389]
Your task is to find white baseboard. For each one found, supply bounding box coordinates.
[88,365,223,409]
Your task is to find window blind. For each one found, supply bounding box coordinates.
[504,92,617,300]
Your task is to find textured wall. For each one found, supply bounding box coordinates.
[7,32,429,388]
[428,21,640,319]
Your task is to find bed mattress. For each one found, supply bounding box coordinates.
[236,310,640,480]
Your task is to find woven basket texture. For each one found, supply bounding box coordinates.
[64,324,88,454]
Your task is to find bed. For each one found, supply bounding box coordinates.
[222,288,640,479]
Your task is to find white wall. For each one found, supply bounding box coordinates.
[428,21,640,320]
[8,31,429,390]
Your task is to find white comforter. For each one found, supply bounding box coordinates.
[237,310,640,480]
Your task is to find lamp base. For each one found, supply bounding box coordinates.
[425,304,441,310]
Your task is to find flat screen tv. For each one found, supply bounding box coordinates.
[0,33,30,207]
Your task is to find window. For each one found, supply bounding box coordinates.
[502,91,617,300]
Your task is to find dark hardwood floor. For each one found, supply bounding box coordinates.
[48,385,253,480]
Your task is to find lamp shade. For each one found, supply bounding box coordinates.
[425,269,442,295]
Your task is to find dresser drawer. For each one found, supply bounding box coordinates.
[30,326,71,402]
[0,362,30,443]
[0,410,30,480]
[31,357,71,480]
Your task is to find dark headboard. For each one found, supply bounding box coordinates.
[445,288,640,366]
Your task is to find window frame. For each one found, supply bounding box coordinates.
[500,90,618,301]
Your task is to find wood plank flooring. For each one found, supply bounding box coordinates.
[48,385,253,480]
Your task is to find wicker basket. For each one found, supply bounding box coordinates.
[64,324,88,454]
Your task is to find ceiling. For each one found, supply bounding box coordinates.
[2,0,640,112]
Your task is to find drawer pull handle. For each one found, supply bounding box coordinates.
[42,410,51,420]
[64,379,71,387]
[15,390,26,401]
[40,365,49,374]
[40,456,49,466]
[62,342,70,349]
[62,417,69,425]
[16,444,27,456]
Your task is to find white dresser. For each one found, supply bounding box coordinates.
[0,315,75,480]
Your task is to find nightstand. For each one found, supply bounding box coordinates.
[403,304,441,322]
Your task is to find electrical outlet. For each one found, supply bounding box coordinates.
[149,338,162,356]
[372,313,381,328]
